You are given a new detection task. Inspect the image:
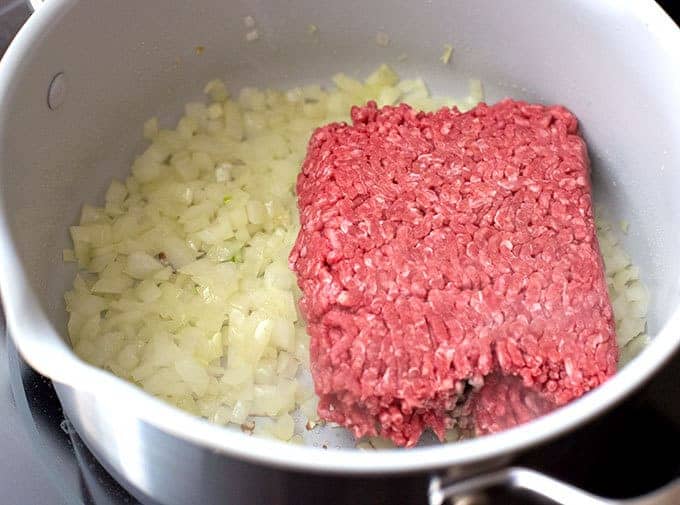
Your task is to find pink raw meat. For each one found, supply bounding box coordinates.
[289,99,617,447]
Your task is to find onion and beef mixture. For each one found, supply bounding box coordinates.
[64,66,649,446]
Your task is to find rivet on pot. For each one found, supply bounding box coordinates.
[47,72,66,110]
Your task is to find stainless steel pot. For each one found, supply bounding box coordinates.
[0,1,679,503]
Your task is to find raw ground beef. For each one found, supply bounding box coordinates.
[465,373,557,435]
[289,99,617,447]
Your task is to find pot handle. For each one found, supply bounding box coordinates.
[429,467,680,505]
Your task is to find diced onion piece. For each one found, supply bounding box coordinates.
[126,252,164,280]
[175,357,210,396]
[375,31,390,47]
[440,44,453,65]
[143,117,159,140]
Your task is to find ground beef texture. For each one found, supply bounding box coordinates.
[289,99,617,447]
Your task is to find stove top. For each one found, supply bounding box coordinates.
[3,333,137,505]
[0,3,678,504]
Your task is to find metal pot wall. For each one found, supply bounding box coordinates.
[0,1,679,503]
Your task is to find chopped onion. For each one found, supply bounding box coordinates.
[596,217,650,353]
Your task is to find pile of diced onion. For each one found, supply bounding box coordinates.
[64,64,647,445]
[597,217,650,366]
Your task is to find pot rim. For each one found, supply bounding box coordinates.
[1,0,679,475]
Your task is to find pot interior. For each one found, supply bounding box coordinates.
[0,0,678,453]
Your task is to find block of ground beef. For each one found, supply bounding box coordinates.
[289,99,617,447]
